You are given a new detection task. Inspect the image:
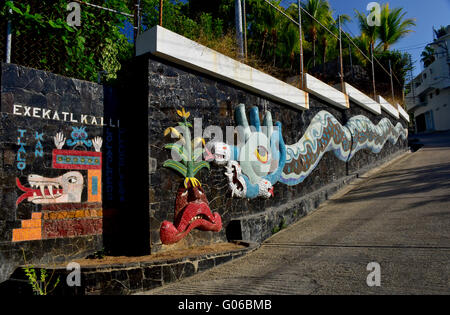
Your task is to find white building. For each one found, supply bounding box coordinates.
[406,25,450,133]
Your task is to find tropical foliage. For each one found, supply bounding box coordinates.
[421,46,436,68]
[1,0,133,83]
[2,0,417,101]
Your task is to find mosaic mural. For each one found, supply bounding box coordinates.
[12,127,103,242]
[212,104,408,199]
[160,108,222,245]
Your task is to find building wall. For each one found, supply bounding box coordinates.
[406,29,450,132]
[414,87,450,131]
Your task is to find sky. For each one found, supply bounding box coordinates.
[278,0,450,77]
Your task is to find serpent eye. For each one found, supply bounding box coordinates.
[67,176,78,184]
[255,146,269,164]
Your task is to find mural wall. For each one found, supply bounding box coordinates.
[13,127,103,242]
[0,62,119,283]
[143,55,408,251]
[159,108,222,245]
[211,105,408,199]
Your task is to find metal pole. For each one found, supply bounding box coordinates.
[134,1,138,42]
[389,59,395,103]
[349,41,354,80]
[338,15,344,91]
[137,0,141,34]
[298,0,304,89]
[6,2,12,63]
[371,44,376,100]
[159,0,163,26]
[235,0,244,59]
[243,0,248,60]
[409,55,416,105]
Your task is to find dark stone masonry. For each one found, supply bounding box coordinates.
[140,55,408,250]
[0,51,408,287]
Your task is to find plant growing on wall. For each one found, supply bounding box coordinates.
[21,249,60,295]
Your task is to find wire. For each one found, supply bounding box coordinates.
[72,0,134,18]
[394,42,431,50]
[342,31,371,62]
[263,0,299,26]
[261,0,411,87]
[299,7,339,40]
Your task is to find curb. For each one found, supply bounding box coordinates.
[0,241,259,295]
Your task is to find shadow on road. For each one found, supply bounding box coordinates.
[408,130,450,150]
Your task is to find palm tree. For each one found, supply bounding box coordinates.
[434,26,447,39]
[355,9,378,54]
[248,0,281,61]
[301,0,334,68]
[279,22,300,71]
[421,45,436,67]
[377,4,416,51]
[320,14,350,72]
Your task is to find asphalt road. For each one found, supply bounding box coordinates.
[142,132,450,295]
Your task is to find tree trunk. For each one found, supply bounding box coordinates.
[272,29,277,67]
[323,38,328,74]
[312,29,317,68]
[260,30,268,59]
[313,40,316,67]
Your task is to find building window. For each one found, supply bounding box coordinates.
[436,89,440,95]
[420,95,426,103]
[430,93,433,99]
[424,73,427,79]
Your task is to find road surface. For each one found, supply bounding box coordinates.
[141,132,450,295]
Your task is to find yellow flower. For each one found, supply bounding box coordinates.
[164,127,185,143]
[177,107,190,119]
[192,137,206,147]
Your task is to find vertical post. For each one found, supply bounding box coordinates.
[349,41,354,80]
[6,2,13,63]
[159,0,163,26]
[338,15,344,91]
[389,59,395,103]
[371,44,376,99]
[243,0,248,60]
[235,0,244,59]
[409,55,416,106]
[298,0,304,89]
[137,0,141,34]
[133,0,139,43]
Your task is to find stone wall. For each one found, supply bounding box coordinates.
[140,55,408,252]
[0,63,116,282]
